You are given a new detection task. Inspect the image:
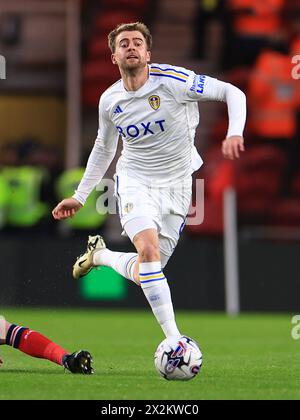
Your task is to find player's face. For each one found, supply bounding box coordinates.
[112,31,151,71]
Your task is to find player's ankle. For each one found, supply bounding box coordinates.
[161,319,181,338]
[92,248,109,266]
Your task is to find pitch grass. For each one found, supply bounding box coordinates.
[0,308,299,400]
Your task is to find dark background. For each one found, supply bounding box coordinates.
[1,233,299,312]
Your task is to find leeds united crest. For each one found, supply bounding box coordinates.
[148,95,160,110]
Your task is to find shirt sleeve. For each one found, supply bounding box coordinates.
[72,95,119,205]
[169,70,247,138]
[185,73,247,138]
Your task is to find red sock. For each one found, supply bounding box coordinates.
[6,324,68,366]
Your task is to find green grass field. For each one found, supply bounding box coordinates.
[0,308,299,400]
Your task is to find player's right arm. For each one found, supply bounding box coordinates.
[52,197,82,220]
[52,94,119,221]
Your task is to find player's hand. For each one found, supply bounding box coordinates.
[222,136,245,160]
[52,198,83,220]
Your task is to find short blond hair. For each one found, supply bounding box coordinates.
[108,22,152,53]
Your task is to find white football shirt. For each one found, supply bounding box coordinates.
[74,63,246,204]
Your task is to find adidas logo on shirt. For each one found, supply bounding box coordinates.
[114,105,123,114]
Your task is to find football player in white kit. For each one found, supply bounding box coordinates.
[53,22,246,340]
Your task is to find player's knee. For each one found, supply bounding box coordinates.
[160,252,171,270]
[139,243,160,262]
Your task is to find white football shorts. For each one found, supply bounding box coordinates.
[113,172,192,268]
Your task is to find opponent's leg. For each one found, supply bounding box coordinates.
[133,229,181,338]
[0,316,93,374]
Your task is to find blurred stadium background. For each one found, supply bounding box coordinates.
[0,0,300,314]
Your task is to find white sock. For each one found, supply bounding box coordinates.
[93,249,138,282]
[139,261,181,338]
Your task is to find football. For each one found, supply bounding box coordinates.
[154,336,203,381]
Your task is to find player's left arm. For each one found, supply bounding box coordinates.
[186,74,247,160]
[222,135,245,160]
[218,80,246,160]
